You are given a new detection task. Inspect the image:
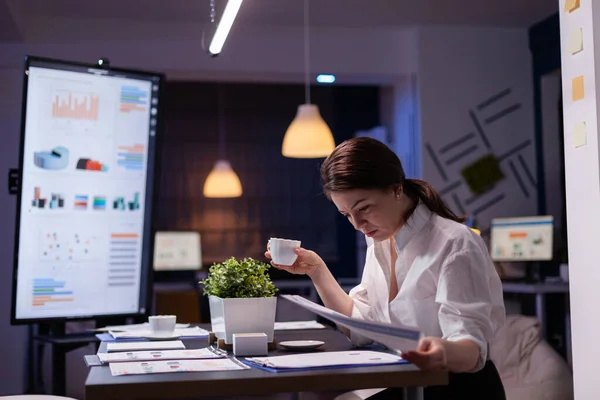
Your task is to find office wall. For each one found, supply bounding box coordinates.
[558,1,600,398]
[418,26,536,231]
[0,68,28,395]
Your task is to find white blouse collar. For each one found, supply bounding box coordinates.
[392,202,432,251]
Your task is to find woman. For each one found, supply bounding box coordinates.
[266,137,506,399]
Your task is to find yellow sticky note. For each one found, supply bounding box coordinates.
[573,76,584,101]
[565,0,580,12]
[573,121,587,147]
[569,28,583,54]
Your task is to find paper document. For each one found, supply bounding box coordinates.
[92,322,190,332]
[99,348,226,363]
[281,294,422,353]
[110,326,209,339]
[106,340,185,353]
[274,320,326,330]
[246,350,403,369]
[109,358,249,376]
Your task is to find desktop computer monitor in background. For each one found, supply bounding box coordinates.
[153,231,202,271]
[490,215,554,262]
[11,56,164,325]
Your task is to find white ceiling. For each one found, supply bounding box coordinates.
[0,0,558,43]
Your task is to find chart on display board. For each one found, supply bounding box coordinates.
[11,56,163,323]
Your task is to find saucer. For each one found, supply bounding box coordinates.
[142,333,181,341]
[279,340,325,351]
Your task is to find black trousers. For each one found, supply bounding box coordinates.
[369,361,506,400]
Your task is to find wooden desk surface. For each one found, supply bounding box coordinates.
[85,328,448,399]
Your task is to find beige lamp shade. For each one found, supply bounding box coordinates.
[203,160,243,198]
[282,104,335,158]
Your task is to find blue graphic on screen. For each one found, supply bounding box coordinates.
[34,146,69,170]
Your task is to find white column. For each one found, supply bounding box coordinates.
[559,1,600,398]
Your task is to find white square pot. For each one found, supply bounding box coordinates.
[209,295,277,345]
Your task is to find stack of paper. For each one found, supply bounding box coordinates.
[274,320,326,330]
[99,348,226,363]
[246,350,404,369]
[106,340,186,353]
[93,322,191,332]
[109,326,209,339]
[109,358,249,376]
[281,294,422,353]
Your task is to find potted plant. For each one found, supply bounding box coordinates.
[200,257,278,345]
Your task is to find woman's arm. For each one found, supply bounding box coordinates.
[307,259,354,317]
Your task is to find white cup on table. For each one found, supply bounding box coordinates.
[268,238,301,266]
[149,315,176,337]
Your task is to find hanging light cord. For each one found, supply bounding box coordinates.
[304,0,311,104]
[218,86,226,160]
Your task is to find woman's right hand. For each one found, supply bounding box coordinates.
[264,247,325,278]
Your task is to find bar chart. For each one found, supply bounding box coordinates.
[108,233,139,287]
[52,91,99,121]
[32,278,74,307]
[117,144,145,171]
[120,86,148,113]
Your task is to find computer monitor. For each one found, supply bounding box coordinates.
[154,231,202,271]
[11,56,164,324]
[490,215,554,261]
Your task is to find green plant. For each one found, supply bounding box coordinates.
[200,257,278,298]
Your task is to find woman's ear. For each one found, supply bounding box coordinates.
[394,185,403,199]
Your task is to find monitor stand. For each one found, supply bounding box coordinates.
[525,262,542,283]
[31,322,100,396]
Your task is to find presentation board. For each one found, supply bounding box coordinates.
[11,56,163,323]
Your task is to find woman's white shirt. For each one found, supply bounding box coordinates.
[349,202,505,371]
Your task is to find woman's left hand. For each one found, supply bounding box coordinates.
[402,337,447,371]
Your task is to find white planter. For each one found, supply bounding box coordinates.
[208,295,277,345]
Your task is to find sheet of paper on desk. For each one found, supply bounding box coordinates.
[106,340,185,353]
[109,326,209,339]
[109,358,249,376]
[99,348,226,363]
[281,294,422,353]
[274,321,326,330]
[246,350,403,369]
[93,322,190,332]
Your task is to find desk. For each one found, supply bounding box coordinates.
[85,328,447,400]
[502,281,571,365]
[502,281,569,337]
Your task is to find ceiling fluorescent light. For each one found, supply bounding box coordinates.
[209,0,244,55]
[316,74,336,84]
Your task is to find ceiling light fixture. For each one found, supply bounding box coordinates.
[281,0,335,158]
[207,0,244,56]
[203,86,243,198]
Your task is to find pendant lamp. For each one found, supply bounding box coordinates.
[282,0,335,158]
[203,86,243,198]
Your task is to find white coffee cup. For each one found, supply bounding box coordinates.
[268,238,301,266]
[149,315,176,336]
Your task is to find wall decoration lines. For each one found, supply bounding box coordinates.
[426,87,536,217]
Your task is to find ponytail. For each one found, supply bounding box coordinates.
[403,178,467,223]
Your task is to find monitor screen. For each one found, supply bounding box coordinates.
[489,215,554,261]
[11,56,163,323]
[154,231,202,271]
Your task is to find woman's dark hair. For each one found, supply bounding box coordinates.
[320,137,466,223]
